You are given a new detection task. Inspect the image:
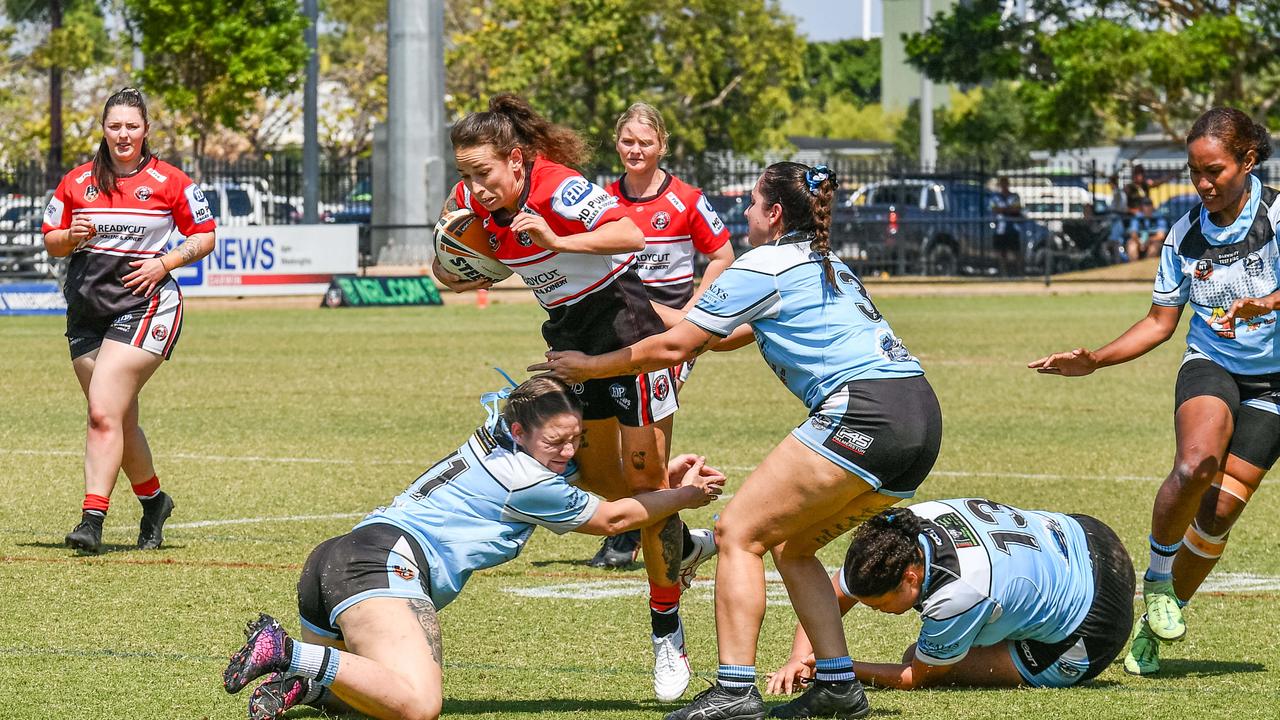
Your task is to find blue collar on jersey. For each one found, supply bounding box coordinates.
[914,534,934,611]
[1199,174,1261,245]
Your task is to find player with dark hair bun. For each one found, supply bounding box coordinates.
[1031,106,1280,676]
[434,93,718,701]
[768,501,1135,692]
[221,376,725,720]
[535,162,943,720]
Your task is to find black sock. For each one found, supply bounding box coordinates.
[680,523,693,561]
[650,608,679,637]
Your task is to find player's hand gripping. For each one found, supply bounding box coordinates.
[529,350,596,384]
[1027,347,1100,376]
[672,455,725,508]
[766,656,816,695]
[67,215,96,248]
[431,255,493,293]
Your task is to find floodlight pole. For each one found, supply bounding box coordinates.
[919,0,937,171]
[303,0,319,224]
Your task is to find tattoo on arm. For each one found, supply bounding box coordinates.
[630,451,646,470]
[177,237,200,266]
[659,516,683,584]
[408,598,444,666]
[692,336,716,355]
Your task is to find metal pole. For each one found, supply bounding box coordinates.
[862,0,872,41]
[302,0,319,224]
[919,0,937,171]
[48,0,63,187]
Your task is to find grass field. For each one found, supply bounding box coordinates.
[2,291,1278,720]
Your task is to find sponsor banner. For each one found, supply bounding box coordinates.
[168,224,357,296]
[0,282,67,315]
[322,275,443,308]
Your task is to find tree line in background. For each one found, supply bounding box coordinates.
[2,0,1278,173]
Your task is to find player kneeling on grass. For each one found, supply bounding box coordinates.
[767,499,1134,695]
[221,376,725,720]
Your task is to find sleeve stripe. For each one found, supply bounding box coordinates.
[690,291,778,319]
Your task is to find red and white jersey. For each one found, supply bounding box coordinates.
[453,156,633,309]
[44,156,215,318]
[607,172,729,308]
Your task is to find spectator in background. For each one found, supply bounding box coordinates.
[1124,163,1177,211]
[1126,198,1168,261]
[1107,172,1131,262]
[991,176,1023,277]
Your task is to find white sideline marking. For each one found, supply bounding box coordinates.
[505,572,1280,605]
[167,512,363,529]
[6,448,1156,482]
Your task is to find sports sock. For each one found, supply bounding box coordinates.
[1145,535,1180,582]
[82,493,110,517]
[814,656,856,683]
[680,523,694,561]
[131,475,161,501]
[288,641,340,687]
[300,681,327,706]
[650,582,681,636]
[717,664,756,689]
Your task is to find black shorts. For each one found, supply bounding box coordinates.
[570,367,679,426]
[297,523,433,641]
[1011,514,1135,686]
[65,280,184,360]
[541,269,665,355]
[791,375,943,498]
[1175,359,1280,470]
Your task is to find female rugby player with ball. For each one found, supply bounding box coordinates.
[431,94,715,701]
[535,162,943,720]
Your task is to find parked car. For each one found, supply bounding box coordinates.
[324,179,372,225]
[834,179,1059,276]
[1158,192,1202,225]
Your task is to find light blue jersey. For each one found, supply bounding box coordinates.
[838,499,1095,666]
[685,241,923,411]
[1153,175,1280,378]
[356,423,598,609]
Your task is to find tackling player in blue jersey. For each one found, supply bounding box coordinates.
[220,376,725,720]
[1030,107,1280,677]
[534,162,943,720]
[767,500,1135,693]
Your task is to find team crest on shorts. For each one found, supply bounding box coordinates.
[610,383,631,409]
[651,211,671,230]
[84,185,99,202]
[392,565,416,581]
[134,185,153,201]
[150,324,168,341]
[653,374,671,401]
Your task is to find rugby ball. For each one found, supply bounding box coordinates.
[433,209,512,283]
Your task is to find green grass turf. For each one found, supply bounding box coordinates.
[2,292,1278,719]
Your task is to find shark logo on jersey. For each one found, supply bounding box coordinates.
[877,330,913,362]
[84,185,99,202]
[651,211,671,230]
[1245,252,1264,276]
[610,382,631,409]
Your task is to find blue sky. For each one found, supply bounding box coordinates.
[778,0,882,41]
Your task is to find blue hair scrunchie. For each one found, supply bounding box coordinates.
[479,367,520,430]
[804,165,838,196]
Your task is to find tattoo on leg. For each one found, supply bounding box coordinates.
[659,516,683,584]
[813,506,888,547]
[408,599,443,666]
[580,428,589,449]
[631,451,646,470]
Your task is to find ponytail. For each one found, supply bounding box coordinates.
[758,162,841,293]
[842,507,926,598]
[451,93,589,168]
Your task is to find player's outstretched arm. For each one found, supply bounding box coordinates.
[1027,303,1182,375]
[575,456,724,536]
[851,657,951,690]
[530,320,718,383]
[513,213,645,254]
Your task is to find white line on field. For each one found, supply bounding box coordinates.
[4,448,1156,482]
[166,512,364,529]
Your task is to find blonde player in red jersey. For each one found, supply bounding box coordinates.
[42,88,216,554]
[431,94,714,701]
[587,103,736,571]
